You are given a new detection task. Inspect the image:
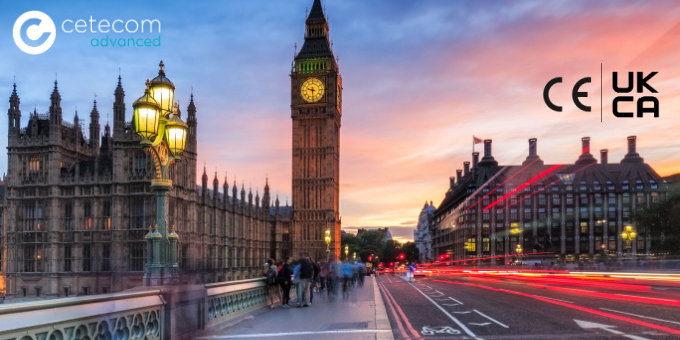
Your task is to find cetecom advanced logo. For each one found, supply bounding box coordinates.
[13,11,56,55]
[13,10,162,54]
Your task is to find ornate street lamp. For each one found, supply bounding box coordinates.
[516,244,523,265]
[324,228,331,262]
[133,61,189,286]
[621,225,637,260]
[345,245,349,259]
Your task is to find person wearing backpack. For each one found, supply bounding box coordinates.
[264,259,279,309]
[277,257,293,307]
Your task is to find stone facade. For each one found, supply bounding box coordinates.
[0,74,292,300]
[414,202,435,263]
[290,0,342,261]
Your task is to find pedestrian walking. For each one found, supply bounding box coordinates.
[278,257,293,307]
[264,259,278,309]
[297,256,313,307]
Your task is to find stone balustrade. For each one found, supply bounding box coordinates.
[0,278,269,340]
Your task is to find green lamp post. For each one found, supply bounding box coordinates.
[133,61,189,286]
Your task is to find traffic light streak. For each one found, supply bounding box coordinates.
[432,279,680,336]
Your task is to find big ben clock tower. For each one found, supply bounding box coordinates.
[291,0,342,261]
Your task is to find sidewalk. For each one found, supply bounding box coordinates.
[195,275,393,340]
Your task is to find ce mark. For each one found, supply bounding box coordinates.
[543,77,591,112]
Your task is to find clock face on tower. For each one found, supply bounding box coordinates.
[300,77,325,103]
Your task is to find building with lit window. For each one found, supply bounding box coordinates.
[432,137,667,264]
[414,201,436,263]
[0,75,293,300]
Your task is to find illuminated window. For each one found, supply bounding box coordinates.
[580,222,588,234]
[29,156,40,175]
[103,201,111,230]
[651,192,659,203]
[483,238,490,252]
[84,202,92,230]
[465,238,476,252]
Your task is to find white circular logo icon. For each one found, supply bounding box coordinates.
[13,11,56,55]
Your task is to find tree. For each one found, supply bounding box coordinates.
[381,239,400,263]
[631,183,680,255]
[401,241,420,263]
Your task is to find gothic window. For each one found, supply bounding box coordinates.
[524,209,531,220]
[102,244,111,271]
[103,201,111,230]
[636,180,643,190]
[566,194,574,205]
[552,208,560,220]
[652,192,659,203]
[483,238,490,252]
[24,245,42,272]
[538,208,546,220]
[84,202,92,230]
[64,202,73,231]
[130,198,150,229]
[83,244,91,272]
[510,209,518,220]
[580,207,588,219]
[636,193,645,204]
[24,201,42,231]
[64,245,72,272]
[608,193,616,204]
[129,243,145,271]
[566,207,574,220]
[579,194,588,205]
[29,156,40,175]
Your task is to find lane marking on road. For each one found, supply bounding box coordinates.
[380,282,423,340]
[574,319,651,340]
[386,277,393,284]
[195,329,393,339]
[468,322,491,326]
[452,311,472,314]
[599,308,680,326]
[432,279,680,337]
[408,282,483,340]
[533,295,573,304]
[473,310,509,328]
[379,282,415,340]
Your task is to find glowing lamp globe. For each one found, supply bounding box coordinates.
[164,111,188,156]
[132,80,161,142]
[149,60,175,114]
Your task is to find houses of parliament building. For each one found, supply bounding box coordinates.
[0,0,342,299]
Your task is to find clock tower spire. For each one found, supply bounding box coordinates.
[290,0,342,261]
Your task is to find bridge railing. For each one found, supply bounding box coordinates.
[0,278,270,340]
[0,289,164,340]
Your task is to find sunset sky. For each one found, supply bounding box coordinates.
[2,1,680,242]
